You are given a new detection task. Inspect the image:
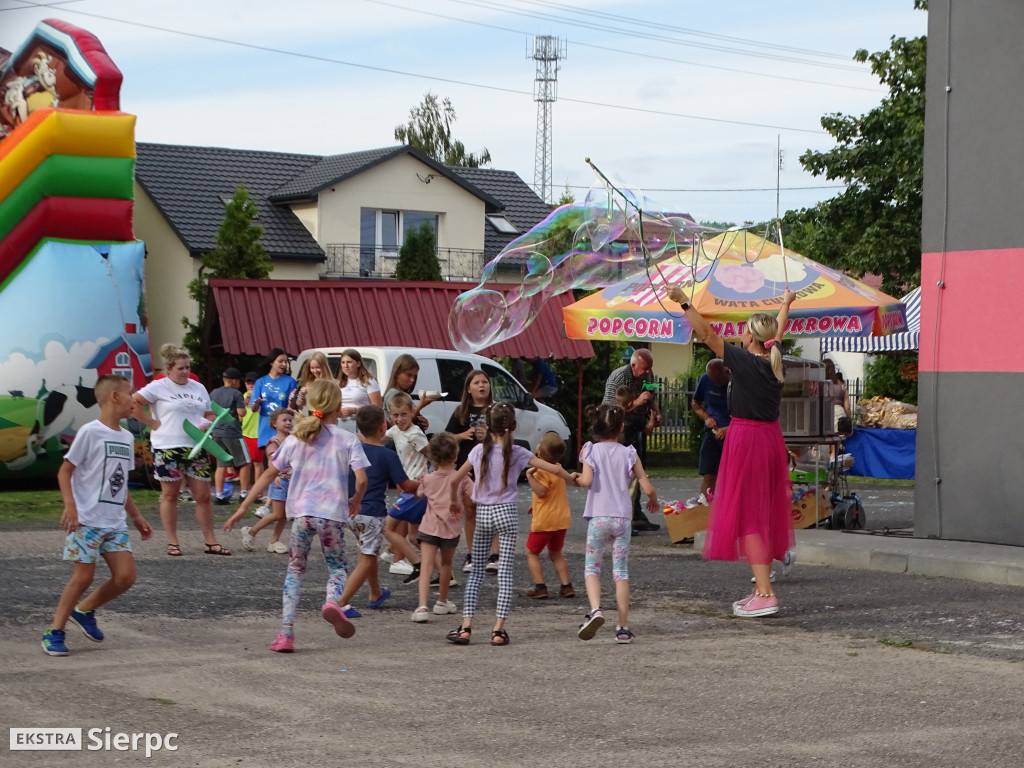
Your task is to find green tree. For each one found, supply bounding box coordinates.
[783,2,926,295]
[395,93,492,167]
[864,352,918,404]
[182,184,272,382]
[394,221,442,281]
[556,183,575,207]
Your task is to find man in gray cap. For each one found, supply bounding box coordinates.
[209,368,250,503]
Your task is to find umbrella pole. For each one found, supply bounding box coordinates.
[576,358,584,469]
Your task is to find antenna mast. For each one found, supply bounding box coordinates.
[529,35,566,205]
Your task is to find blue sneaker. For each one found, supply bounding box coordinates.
[343,606,361,619]
[367,588,391,608]
[69,608,104,642]
[42,628,69,656]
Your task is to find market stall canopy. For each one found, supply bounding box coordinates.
[563,231,908,344]
[820,287,920,353]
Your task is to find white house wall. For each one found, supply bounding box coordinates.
[134,184,197,362]
[314,154,486,251]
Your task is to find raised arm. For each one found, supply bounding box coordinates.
[774,288,798,344]
[666,285,725,358]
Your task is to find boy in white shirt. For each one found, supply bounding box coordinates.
[384,393,431,581]
[42,374,153,656]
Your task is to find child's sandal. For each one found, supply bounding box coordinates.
[166,543,183,557]
[490,629,510,646]
[446,626,471,645]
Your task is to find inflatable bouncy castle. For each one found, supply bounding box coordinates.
[0,20,147,479]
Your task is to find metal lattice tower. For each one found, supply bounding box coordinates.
[530,35,565,205]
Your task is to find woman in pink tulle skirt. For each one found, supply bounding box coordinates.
[667,285,797,618]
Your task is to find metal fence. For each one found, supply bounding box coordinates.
[648,376,696,452]
[643,375,865,452]
[321,243,487,280]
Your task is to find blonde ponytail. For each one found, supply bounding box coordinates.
[293,379,341,442]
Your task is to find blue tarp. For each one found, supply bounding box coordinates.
[843,427,916,480]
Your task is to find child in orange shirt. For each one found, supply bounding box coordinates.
[524,433,574,599]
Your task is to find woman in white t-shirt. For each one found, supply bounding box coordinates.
[133,344,231,556]
[336,348,383,432]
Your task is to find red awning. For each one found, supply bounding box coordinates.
[208,278,594,359]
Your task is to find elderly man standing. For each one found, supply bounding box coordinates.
[603,348,662,532]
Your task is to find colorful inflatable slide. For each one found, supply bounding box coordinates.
[0,19,147,479]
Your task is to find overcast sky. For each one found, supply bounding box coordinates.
[2,0,927,224]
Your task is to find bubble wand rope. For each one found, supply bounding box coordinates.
[775,218,790,288]
[585,157,689,317]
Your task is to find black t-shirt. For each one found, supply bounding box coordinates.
[723,343,784,422]
[445,404,487,468]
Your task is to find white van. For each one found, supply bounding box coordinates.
[294,347,571,456]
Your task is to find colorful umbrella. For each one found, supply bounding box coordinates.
[563,231,909,343]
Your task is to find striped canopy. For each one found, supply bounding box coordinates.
[820,287,920,353]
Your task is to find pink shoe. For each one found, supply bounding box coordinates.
[270,633,294,653]
[734,593,779,618]
[321,602,356,638]
[731,591,757,611]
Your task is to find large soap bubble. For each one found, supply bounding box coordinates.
[447,163,733,353]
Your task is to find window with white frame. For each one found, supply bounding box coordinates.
[360,209,439,260]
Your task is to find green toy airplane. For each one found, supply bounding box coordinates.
[182,401,233,462]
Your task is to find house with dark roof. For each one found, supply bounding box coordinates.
[133,142,550,351]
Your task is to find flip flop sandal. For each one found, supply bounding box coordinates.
[446,626,471,645]
[166,544,183,557]
[490,629,510,646]
[203,543,232,556]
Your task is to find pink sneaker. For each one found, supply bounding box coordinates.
[734,593,779,618]
[270,633,294,653]
[321,602,356,639]
[731,591,757,611]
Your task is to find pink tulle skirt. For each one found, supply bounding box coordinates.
[702,418,794,564]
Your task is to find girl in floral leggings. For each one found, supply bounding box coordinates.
[235,379,370,652]
[574,404,659,644]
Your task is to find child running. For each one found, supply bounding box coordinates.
[524,433,575,600]
[383,392,431,583]
[234,379,369,652]
[224,408,293,553]
[334,404,418,615]
[42,375,154,656]
[446,402,575,647]
[574,403,659,644]
[411,432,472,622]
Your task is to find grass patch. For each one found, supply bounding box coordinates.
[877,637,914,648]
[646,466,700,480]
[848,476,915,487]
[0,489,162,523]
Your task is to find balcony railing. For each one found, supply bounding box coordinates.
[321,244,488,280]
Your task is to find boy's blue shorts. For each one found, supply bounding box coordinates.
[388,492,427,524]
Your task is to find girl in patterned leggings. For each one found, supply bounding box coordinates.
[234,379,370,652]
[574,404,659,644]
[445,402,575,647]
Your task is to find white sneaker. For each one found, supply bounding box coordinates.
[411,605,430,623]
[379,551,394,564]
[267,541,288,554]
[432,600,458,615]
[485,554,499,573]
[462,554,473,573]
[241,526,256,552]
[254,505,270,518]
[389,558,414,575]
